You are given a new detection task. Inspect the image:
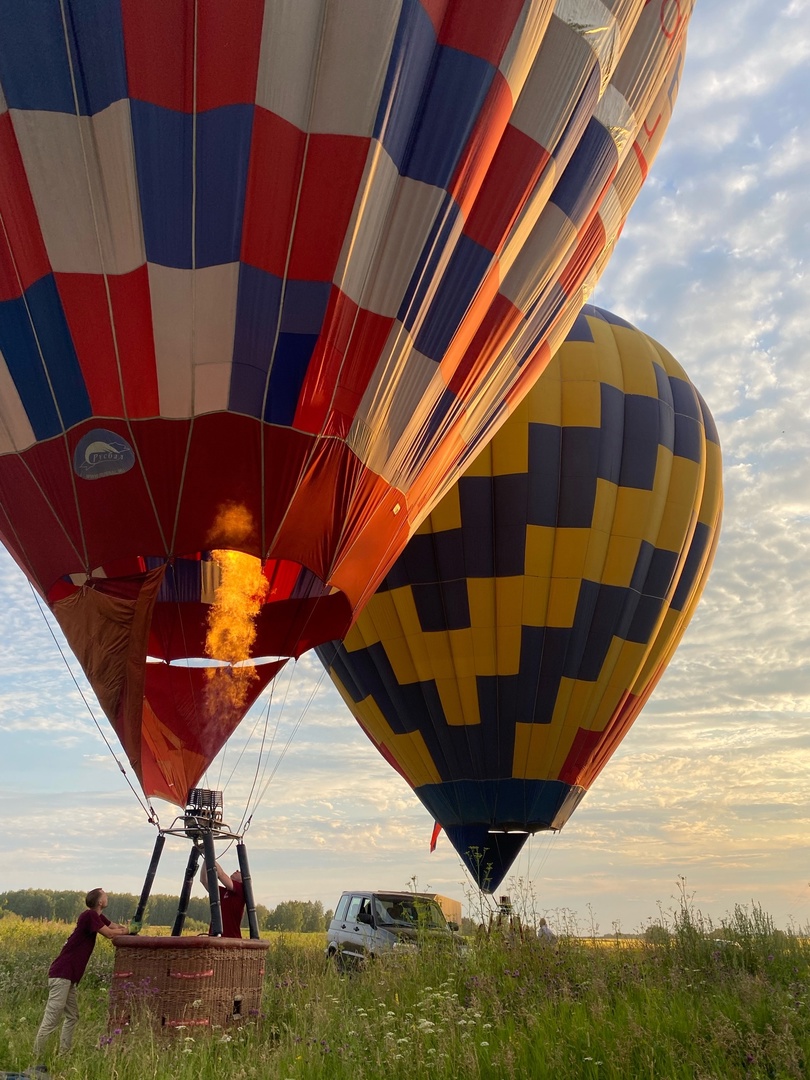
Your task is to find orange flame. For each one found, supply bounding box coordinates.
[205,549,269,715]
[207,502,257,548]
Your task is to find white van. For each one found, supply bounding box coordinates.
[326,890,461,969]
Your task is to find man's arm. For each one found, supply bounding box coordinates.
[214,862,234,891]
[99,923,129,938]
[199,860,233,891]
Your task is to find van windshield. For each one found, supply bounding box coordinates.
[373,894,447,930]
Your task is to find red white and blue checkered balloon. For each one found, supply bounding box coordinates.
[0,0,695,800]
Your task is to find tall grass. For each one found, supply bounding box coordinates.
[2,897,809,1079]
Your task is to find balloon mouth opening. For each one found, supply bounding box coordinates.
[488,828,530,835]
[50,549,335,598]
[145,655,285,667]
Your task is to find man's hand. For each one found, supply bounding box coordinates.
[100,923,130,939]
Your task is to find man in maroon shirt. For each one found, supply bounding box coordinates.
[199,860,246,938]
[33,888,128,1063]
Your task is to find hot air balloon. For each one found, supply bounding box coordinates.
[0,2,693,826]
[318,306,723,893]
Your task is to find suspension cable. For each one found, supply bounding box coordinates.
[225,661,284,812]
[29,582,160,828]
[236,657,298,831]
[241,659,329,833]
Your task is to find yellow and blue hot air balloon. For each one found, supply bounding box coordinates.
[317,305,723,892]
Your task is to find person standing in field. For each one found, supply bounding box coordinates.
[537,917,557,943]
[33,888,128,1065]
[199,860,245,938]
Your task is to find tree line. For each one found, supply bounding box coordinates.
[0,890,333,932]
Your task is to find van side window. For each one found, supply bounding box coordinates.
[346,895,363,922]
[335,894,350,922]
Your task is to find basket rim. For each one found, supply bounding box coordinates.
[113,935,269,951]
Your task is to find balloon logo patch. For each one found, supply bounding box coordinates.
[73,430,135,481]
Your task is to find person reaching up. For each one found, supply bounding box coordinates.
[199,859,245,938]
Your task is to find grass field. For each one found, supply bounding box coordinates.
[1,900,809,1079]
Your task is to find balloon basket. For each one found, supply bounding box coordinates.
[109,936,268,1033]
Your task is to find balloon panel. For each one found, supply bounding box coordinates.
[318,306,723,891]
[139,660,287,805]
[50,562,289,803]
[49,553,339,661]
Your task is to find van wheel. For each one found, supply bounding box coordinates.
[330,948,348,974]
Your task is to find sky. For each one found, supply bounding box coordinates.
[2,0,810,936]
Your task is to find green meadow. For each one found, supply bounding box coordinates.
[2,899,809,1079]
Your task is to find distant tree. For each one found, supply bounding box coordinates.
[263,900,328,932]
[1,889,55,920]
[300,901,325,932]
[187,897,212,923]
[144,894,181,926]
[106,894,139,924]
[266,900,304,932]
[644,923,671,945]
[0,889,215,927]
[0,889,329,933]
[52,891,82,923]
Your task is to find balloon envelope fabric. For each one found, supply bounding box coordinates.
[318,306,723,892]
[0,0,694,657]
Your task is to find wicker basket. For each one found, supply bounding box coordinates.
[110,936,269,1032]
